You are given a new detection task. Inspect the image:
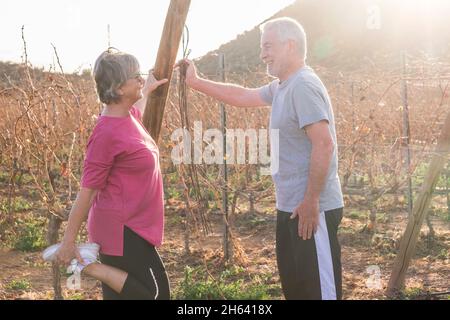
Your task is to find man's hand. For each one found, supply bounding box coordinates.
[290,197,320,240]
[176,59,199,88]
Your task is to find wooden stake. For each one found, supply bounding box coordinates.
[387,110,450,295]
[142,0,191,142]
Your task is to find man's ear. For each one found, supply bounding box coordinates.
[287,39,297,53]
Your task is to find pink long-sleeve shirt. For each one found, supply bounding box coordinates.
[81,106,164,256]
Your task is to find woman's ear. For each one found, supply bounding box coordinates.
[115,88,124,96]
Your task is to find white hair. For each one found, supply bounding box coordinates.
[260,17,307,59]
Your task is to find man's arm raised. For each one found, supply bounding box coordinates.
[182,59,268,108]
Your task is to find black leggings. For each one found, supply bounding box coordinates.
[276,208,343,300]
[99,226,170,300]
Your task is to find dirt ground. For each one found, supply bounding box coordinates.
[0,198,449,300]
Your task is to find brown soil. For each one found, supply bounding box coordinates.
[0,201,449,300]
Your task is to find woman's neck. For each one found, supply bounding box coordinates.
[102,101,133,117]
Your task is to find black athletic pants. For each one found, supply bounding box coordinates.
[276,207,343,300]
[99,226,170,300]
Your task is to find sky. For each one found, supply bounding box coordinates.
[0,0,295,73]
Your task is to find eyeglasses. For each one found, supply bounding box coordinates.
[131,73,148,79]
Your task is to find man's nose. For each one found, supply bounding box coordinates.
[260,50,266,61]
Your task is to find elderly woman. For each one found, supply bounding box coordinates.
[42,48,169,300]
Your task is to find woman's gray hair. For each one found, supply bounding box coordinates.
[93,48,140,104]
[260,17,307,60]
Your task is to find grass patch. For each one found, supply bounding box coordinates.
[11,216,47,252]
[174,266,279,300]
[346,210,366,220]
[431,207,450,222]
[68,292,85,300]
[436,248,449,260]
[338,226,355,235]
[165,185,182,200]
[0,170,9,183]
[400,287,427,300]
[339,227,373,247]
[415,233,449,259]
[166,213,184,228]
[345,210,389,223]
[0,197,33,213]
[248,216,268,227]
[236,213,270,229]
[396,287,450,300]
[376,213,389,224]
[5,279,32,291]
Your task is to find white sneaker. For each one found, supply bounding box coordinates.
[42,243,100,263]
[66,258,97,275]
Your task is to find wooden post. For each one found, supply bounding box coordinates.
[219,53,231,262]
[401,52,413,216]
[142,0,191,142]
[447,168,450,220]
[387,110,450,296]
[47,215,63,300]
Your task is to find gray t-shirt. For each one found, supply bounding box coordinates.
[259,66,344,213]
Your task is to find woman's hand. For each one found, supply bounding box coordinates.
[55,241,84,266]
[143,70,168,96]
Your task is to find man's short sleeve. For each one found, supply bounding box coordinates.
[292,82,330,129]
[259,80,278,105]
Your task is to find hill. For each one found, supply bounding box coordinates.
[197,0,450,76]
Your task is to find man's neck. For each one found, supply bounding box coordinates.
[279,60,306,82]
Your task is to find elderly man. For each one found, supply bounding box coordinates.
[182,17,344,300]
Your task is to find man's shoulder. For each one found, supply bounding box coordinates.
[292,69,326,94]
[295,67,322,84]
[262,78,280,98]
